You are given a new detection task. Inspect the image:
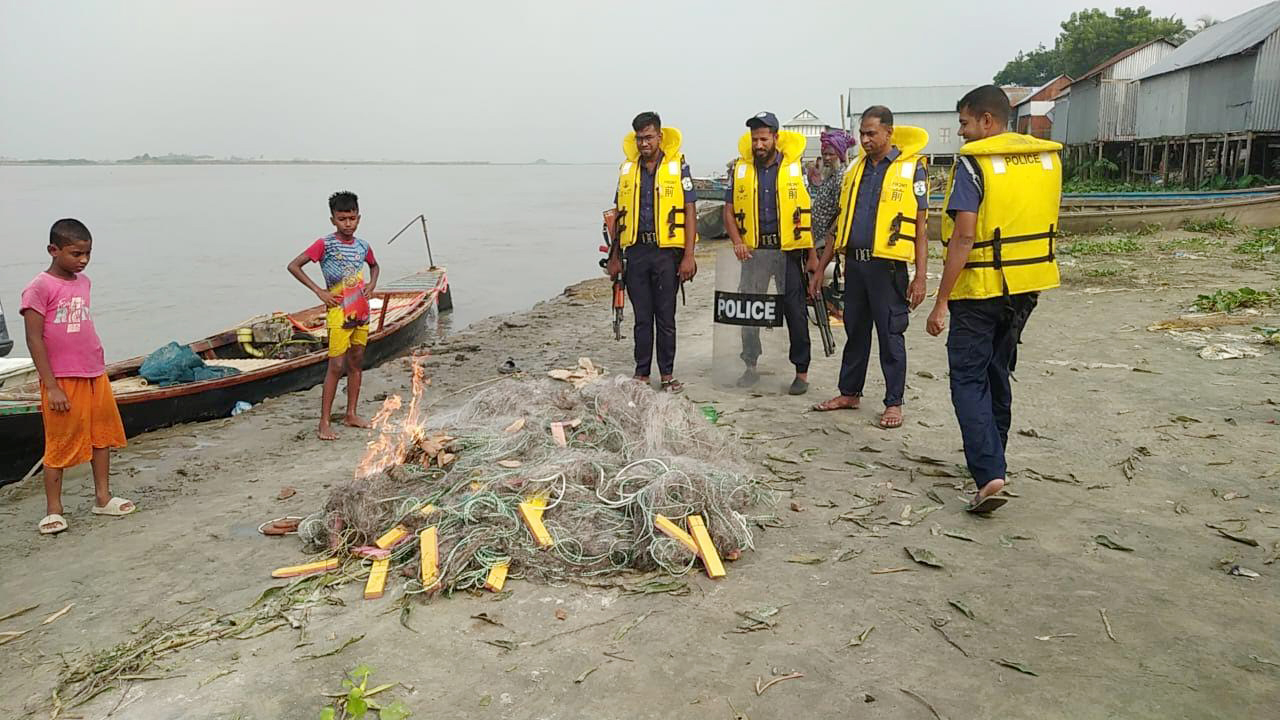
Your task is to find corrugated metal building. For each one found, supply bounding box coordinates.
[1062,38,1177,144]
[1136,1,1280,136]
[845,85,979,161]
[781,109,836,160]
[1013,75,1073,139]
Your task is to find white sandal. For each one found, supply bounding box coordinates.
[91,497,136,516]
[39,513,68,535]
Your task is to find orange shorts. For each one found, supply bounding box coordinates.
[40,375,127,469]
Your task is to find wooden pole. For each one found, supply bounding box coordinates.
[1179,138,1188,186]
[1161,139,1169,186]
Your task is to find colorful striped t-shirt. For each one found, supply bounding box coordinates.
[304,233,376,328]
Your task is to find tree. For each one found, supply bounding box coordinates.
[1057,7,1185,77]
[994,44,1064,85]
[994,6,1187,83]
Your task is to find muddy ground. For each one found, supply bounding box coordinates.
[1,226,1278,720]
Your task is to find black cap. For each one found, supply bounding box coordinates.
[746,111,779,131]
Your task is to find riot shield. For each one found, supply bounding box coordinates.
[712,246,792,391]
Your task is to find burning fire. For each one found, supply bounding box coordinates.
[355,354,430,479]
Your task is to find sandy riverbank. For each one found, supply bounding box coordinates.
[1,228,1278,719]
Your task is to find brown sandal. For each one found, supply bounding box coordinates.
[812,396,859,412]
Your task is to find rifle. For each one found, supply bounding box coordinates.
[599,210,626,341]
[808,269,836,357]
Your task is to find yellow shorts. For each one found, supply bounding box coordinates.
[328,325,369,357]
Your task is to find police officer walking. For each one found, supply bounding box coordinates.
[926,85,1063,513]
[606,111,698,392]
[723,111,816,395]
[809,106,929,429]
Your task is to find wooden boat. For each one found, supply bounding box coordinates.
[924,186,1280,240]
[0,268,448,485]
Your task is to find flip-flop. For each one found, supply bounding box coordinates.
[661,379,684,394]
[39,513,68,535]
[812,397,859,412]
[91,497,136,516]
[966,496,1008,514]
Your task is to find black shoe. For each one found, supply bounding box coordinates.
[736,368,760,387]
[498,357,520,374]
[788,378,809,395]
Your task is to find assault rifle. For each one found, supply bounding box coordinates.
[599,210,626,341]
[808,269,836,357]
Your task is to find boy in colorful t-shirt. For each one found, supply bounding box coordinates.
[287,191,380,440]
[20,218,135,535]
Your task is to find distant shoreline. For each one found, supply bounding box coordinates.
[0,160,612,167]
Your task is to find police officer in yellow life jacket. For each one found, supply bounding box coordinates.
[926,85,1063,514]
[723,111,816,395]
[809,106,929,429]
[606,111,698,392]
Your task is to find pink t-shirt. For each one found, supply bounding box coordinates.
[19,271,106,378]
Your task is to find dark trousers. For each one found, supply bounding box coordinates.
[740,249,811,374]
[838,257,909,406]
[946,292,1039,487]
[624,244,679,377]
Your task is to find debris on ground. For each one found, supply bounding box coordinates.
[292,364,770,597]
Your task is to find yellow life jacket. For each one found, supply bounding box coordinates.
[942,132,1063,300]
[831,126,929,262]
[730,130,813,251]
[615,127,690,249]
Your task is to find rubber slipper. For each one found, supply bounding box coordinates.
[812,397,858,412]
[966,496,1008,514]
[788,378,809,396]
[39,513,68,535]
[91,497,136,516]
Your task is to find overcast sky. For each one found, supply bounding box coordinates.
[1,0,1272,166]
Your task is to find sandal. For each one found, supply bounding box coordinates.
[39,513,68,535]
[91,497,136,516]
[879,407,904,429]
[813,396,859,412]
[661,379,684,394]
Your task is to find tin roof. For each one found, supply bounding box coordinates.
[1138,1,1280,79]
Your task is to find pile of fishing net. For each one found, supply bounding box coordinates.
[296,373,773,595]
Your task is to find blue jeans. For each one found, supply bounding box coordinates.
[946,293,1038,488]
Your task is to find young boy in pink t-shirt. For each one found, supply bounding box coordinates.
[20,219,134,535]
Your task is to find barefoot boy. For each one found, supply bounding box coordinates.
[21,219,134,535]
[287,191,379,440]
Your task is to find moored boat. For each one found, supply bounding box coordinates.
[0,268,448,485]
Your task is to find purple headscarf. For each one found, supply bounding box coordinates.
[820,129,854,159]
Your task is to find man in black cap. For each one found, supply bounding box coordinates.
[723,111,816,395]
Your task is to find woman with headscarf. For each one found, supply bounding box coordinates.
[810,129,854,249]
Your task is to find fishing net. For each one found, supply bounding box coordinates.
[295,373,773,596]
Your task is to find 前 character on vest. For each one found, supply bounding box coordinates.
[606,111,698,392]
[809,106,930,428]
[926,85,1063,514]
[722,111,817,395]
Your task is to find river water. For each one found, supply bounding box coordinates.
[0,164,617,361]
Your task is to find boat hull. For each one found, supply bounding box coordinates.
[0,286,440,486]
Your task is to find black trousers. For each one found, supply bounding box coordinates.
[739,249,811,374]
[624,243,679,377]
[946,292,1039,488]
[838,257,909,406]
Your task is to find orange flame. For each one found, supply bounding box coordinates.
[355,354,431,479]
